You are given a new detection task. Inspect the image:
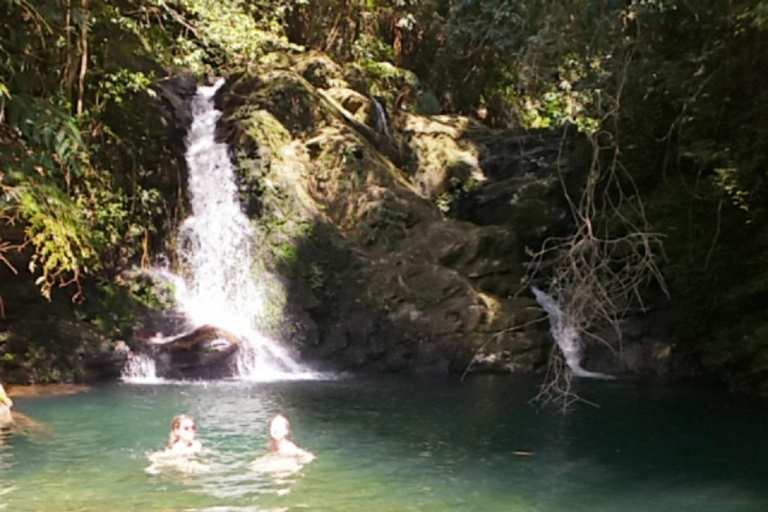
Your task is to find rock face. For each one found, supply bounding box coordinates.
[153,74,199,148]
[212,52,590,377]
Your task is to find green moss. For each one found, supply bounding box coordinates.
[276,241,299,264]
[241,108,292,156]
[361,61,420,102]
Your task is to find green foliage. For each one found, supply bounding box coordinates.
[123,274,175,312]
[352,33,394,63]
[0,0,766,393]
[5,95,85,181]
[18,184,98,295]
[97,70,154,105]
[0,0,184,300]
[1,94,125,298]
[362,61,419,97]
[169,0,298,72]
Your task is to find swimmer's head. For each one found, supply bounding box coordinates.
[169,414,197,447]
[269,414,290,441]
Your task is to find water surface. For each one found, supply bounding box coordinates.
[1,376,767,511]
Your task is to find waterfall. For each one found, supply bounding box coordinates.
[372,97,392,142]
[121,352,163,384]
[125,79,312,381]
[531,286,615,379]
[178,78,310,379]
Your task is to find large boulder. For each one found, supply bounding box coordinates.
[144,325,241,380]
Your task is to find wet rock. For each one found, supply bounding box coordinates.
[153,74,198,144]
[580,314,675,376]
[294,51,346,90]
[146,325,241,380]
[81,344,130,383]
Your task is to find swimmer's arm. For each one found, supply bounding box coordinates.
[298,449,316,463]
[283,440,316,462]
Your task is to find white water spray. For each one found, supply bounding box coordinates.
[531,286,614,379]
[121,353,164,384]
[125,79,313,382]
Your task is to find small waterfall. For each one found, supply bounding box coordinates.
[133,78,312,381]
[372,96,392,142]
[121,353,163,384]
[531,286,614,379]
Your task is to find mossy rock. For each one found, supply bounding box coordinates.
[298,125,436,237]
[238,107,292,156]
[401,113,484,198]
[324,87,372,124]
[294,51,347,90]
[226,70,334,137]
[362,61,419,100]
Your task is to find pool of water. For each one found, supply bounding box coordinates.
[1,375,767,512]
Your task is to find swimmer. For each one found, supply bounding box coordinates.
[0,383,12,427]
[0,383,13,408]
[0,384,49,435]
[146,414,206,474]
[165,414,202,455]
[250,414,315,474]
[267,414,315,462]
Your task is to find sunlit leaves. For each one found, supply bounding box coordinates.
[174,0,294,70]
[0,92,133,298]
[97,70,154,105]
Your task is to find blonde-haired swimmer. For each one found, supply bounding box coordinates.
[166,414,202,455]
[146,414,206,474]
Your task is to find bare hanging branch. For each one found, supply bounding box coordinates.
[526,46,668,411]
[460,315,549,382]
[529,344,600,413]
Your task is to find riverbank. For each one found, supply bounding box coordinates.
[5,383,90,399]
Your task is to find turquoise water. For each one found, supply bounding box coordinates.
[1,376,767,512]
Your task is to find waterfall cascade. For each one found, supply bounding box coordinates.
[121,352,162,384]
[123,79,312,382]
[531,286,615,379]
[372,97,392,142]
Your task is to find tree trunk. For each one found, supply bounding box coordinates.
[76,0,89,116]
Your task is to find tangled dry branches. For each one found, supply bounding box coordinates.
[527,50,668,412]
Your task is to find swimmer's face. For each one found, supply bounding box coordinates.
[175,418,197,443]
[270,416,289,441]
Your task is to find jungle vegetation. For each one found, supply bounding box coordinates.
[1,0,766,393]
